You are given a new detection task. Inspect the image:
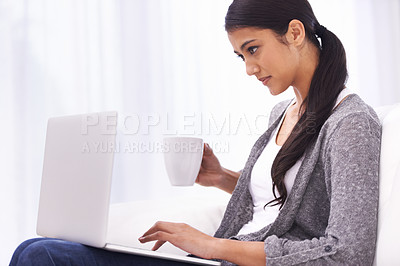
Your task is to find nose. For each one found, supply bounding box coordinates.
[245,60,260,76]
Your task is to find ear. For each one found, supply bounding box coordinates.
[285,19,306,46]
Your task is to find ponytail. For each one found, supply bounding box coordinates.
[269,25,347,208]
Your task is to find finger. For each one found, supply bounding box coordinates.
[139,231,173,244]
[196,167,207,183]
[196,166,205,181]
[140,221,174,238]
[152,240,167,251]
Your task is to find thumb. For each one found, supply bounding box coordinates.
[203,143,213,156]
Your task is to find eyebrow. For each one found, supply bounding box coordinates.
[234,39,257,54]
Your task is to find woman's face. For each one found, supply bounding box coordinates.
[228,27,301,95]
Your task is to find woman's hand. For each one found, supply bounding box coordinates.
[139,221,266,266]
[196,143,240,193]
[196,143,224,187]
[138,221,220,260]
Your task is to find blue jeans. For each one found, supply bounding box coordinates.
[10,238,197,265]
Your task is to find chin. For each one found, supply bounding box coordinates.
[268,87,282,96]
[268,85,289,96]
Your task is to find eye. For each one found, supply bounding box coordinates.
[248,46,258,55]
[237,54,245,61]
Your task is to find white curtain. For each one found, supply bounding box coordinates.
[309,0,400,106]
[1,0,399,264]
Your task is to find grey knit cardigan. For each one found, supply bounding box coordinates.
[214,94,381,265]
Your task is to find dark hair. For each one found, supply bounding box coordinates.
[225,0,348,208]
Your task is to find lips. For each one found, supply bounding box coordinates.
[258,76,271,86]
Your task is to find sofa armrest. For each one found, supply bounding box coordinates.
[374,103,400,265]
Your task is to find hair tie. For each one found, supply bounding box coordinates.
[316,25,327,38]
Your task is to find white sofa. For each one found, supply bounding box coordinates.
[108,103,400,265]
[374,103,400,265]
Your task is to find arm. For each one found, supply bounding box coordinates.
[216,239,265,266]
[196,100,289,194]
[139,221,265,266]
[196,143,240,194]
[214,167,241,194]
[139,102,296,264]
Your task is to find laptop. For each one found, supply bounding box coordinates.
[36,111,220,265]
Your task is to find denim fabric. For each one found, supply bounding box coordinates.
[10,238,195,266]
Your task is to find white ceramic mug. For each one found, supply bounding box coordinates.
[163,137,204,186]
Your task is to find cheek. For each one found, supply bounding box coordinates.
[261,46,292,72]
[263,50,297,94]
[272,50,297,82]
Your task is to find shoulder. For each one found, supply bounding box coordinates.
[320,94,382,152]
[324,94,381,133]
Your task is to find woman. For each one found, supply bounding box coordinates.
[11,0,381,265]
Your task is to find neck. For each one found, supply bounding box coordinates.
[291,41,320,111]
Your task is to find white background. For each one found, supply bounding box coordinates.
[1,0,399,264]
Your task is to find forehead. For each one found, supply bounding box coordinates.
[227,27,275,50]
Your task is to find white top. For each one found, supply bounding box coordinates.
[238,88,351,235]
